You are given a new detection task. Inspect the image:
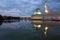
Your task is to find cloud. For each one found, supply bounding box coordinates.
[47,0,60,12]
[0,0,43,17]
[0,9,20,17]
[0,0,60,17]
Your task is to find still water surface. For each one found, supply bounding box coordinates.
[0,20,60,40]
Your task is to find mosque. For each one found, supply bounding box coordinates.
[31,2,60,20]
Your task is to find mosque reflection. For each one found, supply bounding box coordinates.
[32,20,48,36]
[32,20,60,40]
[34,24,41,31]
[32,20,43,31]
[44,26,48,39]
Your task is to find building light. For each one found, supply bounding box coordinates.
[45,9,49,13]
[34,11,42,14]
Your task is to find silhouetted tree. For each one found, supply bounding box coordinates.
[0,15,4,21]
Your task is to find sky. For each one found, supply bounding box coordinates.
[0,0,60,17]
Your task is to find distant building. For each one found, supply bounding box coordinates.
[31,2,60,20]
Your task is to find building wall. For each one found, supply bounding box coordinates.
[31,14,60,20]
[31,15,43,20]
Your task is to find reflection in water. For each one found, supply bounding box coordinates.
[0,20,20,27]
[0,20,60,40]
[32,20,49,39]
[0,20,41,40]
[34,24,41,28]
[32,20,60,40]
[44,26,48,38]
[0,21,3,26]
[34,24,41,30]
[32,20,43,31]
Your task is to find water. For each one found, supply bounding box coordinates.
[0,20,60,40]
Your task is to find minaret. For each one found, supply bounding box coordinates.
[34,8,42,14]
[44,1,50,14]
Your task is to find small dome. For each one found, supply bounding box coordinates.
[36,8,40,12]
[34,8,42,14]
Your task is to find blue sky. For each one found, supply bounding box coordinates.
[0,0,60,17]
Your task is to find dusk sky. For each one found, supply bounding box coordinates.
[0,0,60,17]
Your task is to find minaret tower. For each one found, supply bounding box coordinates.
[34,8,42,15]
[44,1,50,14]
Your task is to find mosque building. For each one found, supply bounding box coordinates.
[31,2,60,20]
